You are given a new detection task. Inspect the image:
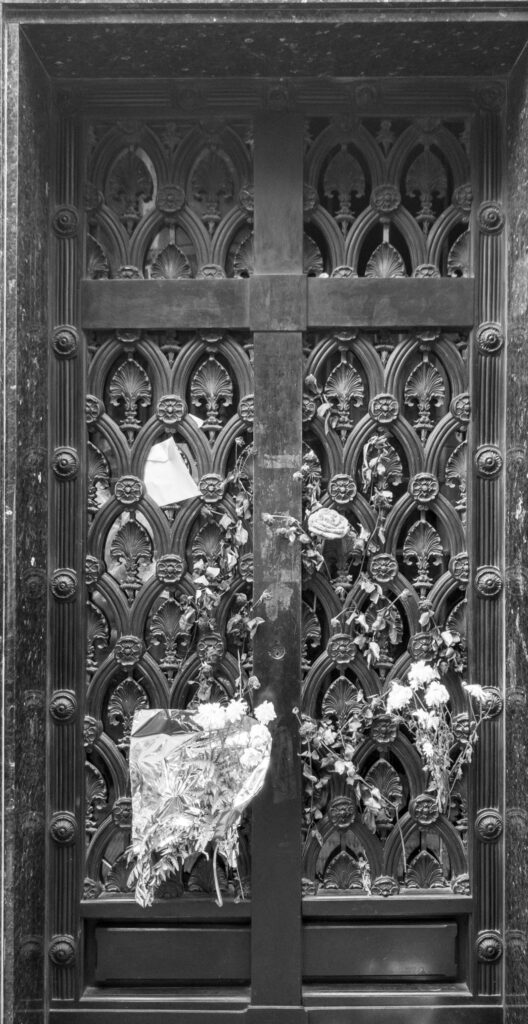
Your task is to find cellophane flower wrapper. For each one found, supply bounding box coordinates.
[128,708,272,908]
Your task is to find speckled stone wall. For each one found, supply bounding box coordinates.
[3,30,51,1024]
[505,43,528,1024]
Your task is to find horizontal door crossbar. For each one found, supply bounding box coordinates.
[81,278,474,331]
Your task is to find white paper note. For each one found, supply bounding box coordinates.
[143,437,200,506]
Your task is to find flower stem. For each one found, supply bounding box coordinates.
[213,843,223,908]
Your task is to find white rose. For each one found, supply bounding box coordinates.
[307,508,351,540]
[424,680,450,707]
[192,702,227,731]
[240,747,263,770]
[386,682,413,712]
[254,700,276,726]
[249,723,272,750]
[225,698,248,723]
[408,660,439,690]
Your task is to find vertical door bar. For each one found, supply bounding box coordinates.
[472,101,505,996]
[249,113,307,1020]
[47,107,85,1002]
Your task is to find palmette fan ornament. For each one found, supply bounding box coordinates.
[128,700,275,907]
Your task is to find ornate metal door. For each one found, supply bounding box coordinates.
[47,81,505,1023]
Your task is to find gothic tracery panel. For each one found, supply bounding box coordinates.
[304,116,471,279]
[300,327,473,895]
[86,119,253,281]
[83,327,254,898]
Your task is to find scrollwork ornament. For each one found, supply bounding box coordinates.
[328,474,357,505]
[52,446,79,481]
[371,714,398,746]
[477,321,504,355]
[371,875,399,897]
[112,797,132,829]
[478,201,504,235]
[450,393,471,424]
[369,393,399,424]
[83,715,103,751]
[52,324,79,359]
[413,264,440,279]
[50,811,78,846]
[199,474,225,505]
[451,873,470,895]
[85,395,104,425]
[409,793,439,827]
[113,635,145,667]
[453,712,470,740]
[238,394,254,423]
[156,184,186,217]
[369,553,398,584]
[475,565,503,598]
[197,264,226,279]
[85,555,104,588]
[83,877,103,899]
[408,632,435,660]
[50,568,78,601]
[328,795,356,830]
[49,690,78,723]
[331,266,358,279]
[483,686,503,717]
[114,476,144,506]
[326,633,356,666]
[449,552,469,586]
[453,183,473,217]
[408,472,439,506]
[116,328,140,349]
[117,265,143,279]
[52,206,78,238]
[476,930,503,963]
[475,809,503,842]
[156,554,185,586]
[49,935,77,967]
[475,445,503,478]
[156,394,187,427]
[370,184,401,217]
[197,633,225,664]
[302,395,317,421]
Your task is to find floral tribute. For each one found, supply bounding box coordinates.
[284,401,494,889]
[128,695,276,908]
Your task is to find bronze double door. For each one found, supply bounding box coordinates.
[47,88,504,1022]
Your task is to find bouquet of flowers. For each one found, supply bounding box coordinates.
[128,698,276,907]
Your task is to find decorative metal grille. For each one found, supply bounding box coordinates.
[300,328,474,895]
[83,327,254,898]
